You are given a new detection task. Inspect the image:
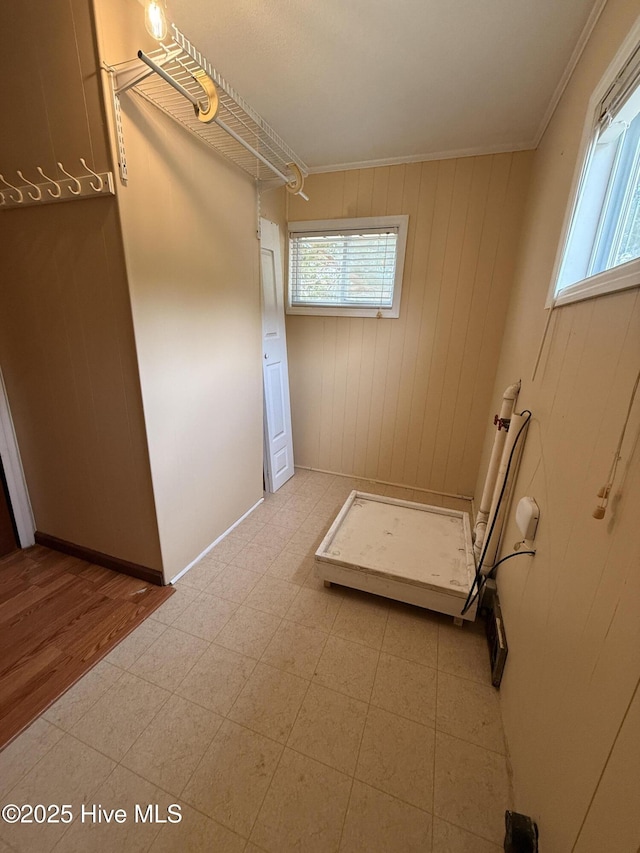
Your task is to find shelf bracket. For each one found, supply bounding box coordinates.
[110,75,128,183]
[105,48,182,183]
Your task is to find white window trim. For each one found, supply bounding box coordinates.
[548,14,640,308]
[287,215,409,318]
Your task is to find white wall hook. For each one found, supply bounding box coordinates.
[79,158,104,192]
[37,166,62,198]
[0,174,24,203]
[57,162,81,195]
[17,170,42,201]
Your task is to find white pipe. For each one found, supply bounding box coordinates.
[480,411,529,573]
[473,381,520,560]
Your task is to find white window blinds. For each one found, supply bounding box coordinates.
[287,215,408,318]
[289,227,399,308]
[598,43,640,127]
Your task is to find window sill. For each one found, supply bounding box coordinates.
[553,257,640,307]
[286,305,400,318]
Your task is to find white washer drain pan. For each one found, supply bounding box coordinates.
[315,491,477,621]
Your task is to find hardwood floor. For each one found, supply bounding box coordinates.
[0,545,173,750]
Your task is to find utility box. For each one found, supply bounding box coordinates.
[504,810,539,852]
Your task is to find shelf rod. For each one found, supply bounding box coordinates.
[138,50,200,107]
[137,50,307,196]
[214,116,289,183]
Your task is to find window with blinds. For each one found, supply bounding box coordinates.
[287,216,408,317]
[554,37,640,305]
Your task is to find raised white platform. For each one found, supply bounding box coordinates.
[314,491,478,621]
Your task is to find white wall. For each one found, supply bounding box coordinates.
[95,0,264,580]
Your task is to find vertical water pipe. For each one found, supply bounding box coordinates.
[473,381,520,561]
[479,410,529,574]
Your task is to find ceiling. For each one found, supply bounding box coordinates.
[167,0,603,171]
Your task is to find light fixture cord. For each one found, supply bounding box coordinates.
[594,365,640,518]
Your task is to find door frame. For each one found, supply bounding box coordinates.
[0,368,35,548]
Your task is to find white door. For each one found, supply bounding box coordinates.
[260,218,295,492]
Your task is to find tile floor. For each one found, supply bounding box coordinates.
[0,470,511,852]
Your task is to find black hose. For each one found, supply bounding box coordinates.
[461,410,532,616]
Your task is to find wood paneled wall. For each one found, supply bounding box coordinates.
[476,0,640,848]
[286,153,532,496]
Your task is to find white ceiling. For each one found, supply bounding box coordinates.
[167,0,603,171]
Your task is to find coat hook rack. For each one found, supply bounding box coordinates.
[0,159,115,211]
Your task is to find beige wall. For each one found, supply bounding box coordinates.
[260,187,288,264]
[574,682,640,852]
[477,1,640,849]
[286,154,532,496]
[0,1,162,570]
[260,187,287,231]
[95,0,263,580]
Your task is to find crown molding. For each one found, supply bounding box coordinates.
[532,0,608,147]
[306,140,535,174]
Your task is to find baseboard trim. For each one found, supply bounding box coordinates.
[169,496,265,585]
[34,532,164,586]
[293,466,474,502]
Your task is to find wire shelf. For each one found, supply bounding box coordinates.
[110,24,308,189]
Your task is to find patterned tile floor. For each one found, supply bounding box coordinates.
[0,470,511,852]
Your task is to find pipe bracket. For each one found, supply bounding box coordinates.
[494,415,511,431]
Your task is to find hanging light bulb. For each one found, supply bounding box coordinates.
[145,0,168,41]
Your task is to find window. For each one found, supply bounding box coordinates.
[553,39,640,306]
[287,215,409,317]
